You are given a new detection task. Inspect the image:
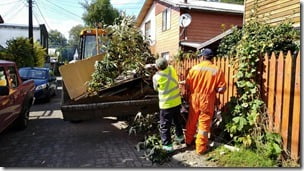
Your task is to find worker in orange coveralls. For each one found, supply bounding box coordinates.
[184,48,226,154]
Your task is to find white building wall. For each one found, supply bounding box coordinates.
[140,3,156,45]
[0,24,40,47]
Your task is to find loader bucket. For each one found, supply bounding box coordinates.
[59,54,104,100]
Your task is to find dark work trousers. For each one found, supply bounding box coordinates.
[159,105,184,146]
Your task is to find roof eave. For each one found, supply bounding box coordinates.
[178,5,243,14]
[136,0,154,27]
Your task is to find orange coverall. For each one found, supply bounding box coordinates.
[185,60,226,154]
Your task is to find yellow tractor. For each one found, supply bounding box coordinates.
[59,28,106,100]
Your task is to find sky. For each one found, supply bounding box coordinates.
[0,0,145,39]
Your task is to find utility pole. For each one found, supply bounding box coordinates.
[28,0,33,45]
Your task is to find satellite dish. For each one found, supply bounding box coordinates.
[179,13,192,28]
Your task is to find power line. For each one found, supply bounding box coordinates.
[5,2,26,21]
[2,0,24,18]
[44,0,82,18]
[38,0,82,21]
[46,0,83,9]
[33,10,42,25]
[34,1,52,30]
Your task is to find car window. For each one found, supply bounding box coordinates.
[8,66,19,88]
[0,67,8,86]
[20,69,47,79]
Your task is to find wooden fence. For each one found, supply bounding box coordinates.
[172,51,300,160]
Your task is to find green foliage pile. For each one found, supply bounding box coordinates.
[0,37,46,68]
[129,112,171,165]
[87,16,154,94]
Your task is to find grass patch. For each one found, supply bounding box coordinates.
[206,145,279,167]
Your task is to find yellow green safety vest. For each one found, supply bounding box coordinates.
[153,66,181,109]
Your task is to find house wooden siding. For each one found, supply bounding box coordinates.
[155,2,180,57]
[182,11,243,43]
[245,0,300,27]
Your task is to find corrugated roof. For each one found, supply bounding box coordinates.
[180,26,237,49]
[180,41,201,48]
[196,27,235,50]
[0,23,40,29]
[160,0,244,14]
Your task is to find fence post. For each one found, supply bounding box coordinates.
[274,52,284,133]
[267,53,276,131]
[281,51,292,151]
[291,52,300,160]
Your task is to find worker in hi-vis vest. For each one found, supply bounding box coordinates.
[185,48,226,154]
[152,57,185,152]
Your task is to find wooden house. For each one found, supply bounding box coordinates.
[244,0,300,29]
[136,0,244,60]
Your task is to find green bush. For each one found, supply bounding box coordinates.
[0,37,46,68]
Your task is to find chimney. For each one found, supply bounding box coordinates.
[184,0,188,3]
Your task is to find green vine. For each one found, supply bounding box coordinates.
[217,0,300,160]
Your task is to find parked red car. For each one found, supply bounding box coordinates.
[0,60,35,133]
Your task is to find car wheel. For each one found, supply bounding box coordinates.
[14,105,30,130]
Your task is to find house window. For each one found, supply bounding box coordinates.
[145,20,151,39]
[162,8,171,31]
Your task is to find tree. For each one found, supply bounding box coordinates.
[1,37,46,68]
[49,30,67,48]
[33,42,46,67]
[68,24,85,52]
[5,37,34,68]
[82,0,120,27]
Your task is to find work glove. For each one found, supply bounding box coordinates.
[144,64,156,69]
[215,110,222,127]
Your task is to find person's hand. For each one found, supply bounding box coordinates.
[179,80,185,84]
[144,64,156,69]
[215,111,222,126]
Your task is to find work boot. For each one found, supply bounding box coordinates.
[186,141,195,148]
[162,144,174,153]
[175,135,185,144]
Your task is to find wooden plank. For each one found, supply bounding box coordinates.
[262,53,269,106]
[215,57,220,105]
[274,52,284,133]
[291,52,300,160]
[220,57,225,107]
[224,57,229,105]
[251,1,299,15]
[228,57,233,101]
[281,51,292,151]
[267,53,276,131]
